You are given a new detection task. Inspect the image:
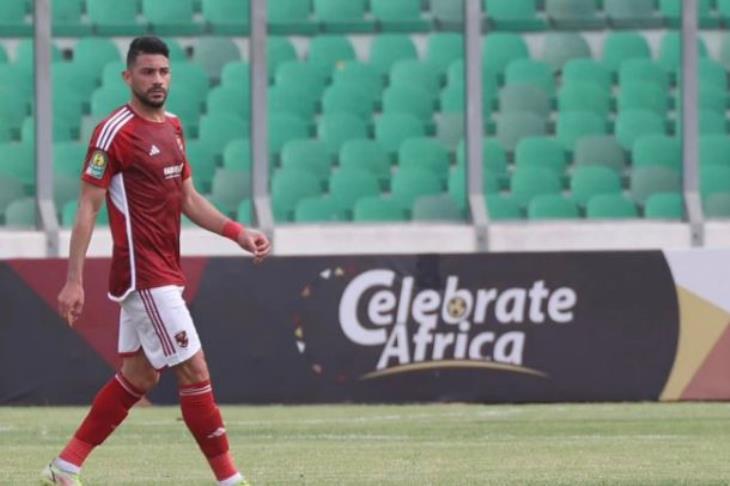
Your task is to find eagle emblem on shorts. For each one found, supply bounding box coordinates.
[175,331,189,348]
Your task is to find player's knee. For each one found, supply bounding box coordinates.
[174,351,210,384]
[124,367,159,392]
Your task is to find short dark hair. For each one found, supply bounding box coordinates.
[126,36,169,67]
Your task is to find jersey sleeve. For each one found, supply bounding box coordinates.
[81,123,125,189]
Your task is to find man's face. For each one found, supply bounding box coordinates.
[124,53,170,109]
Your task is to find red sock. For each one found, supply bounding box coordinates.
[179,380,238,481]
[59,373,143,468]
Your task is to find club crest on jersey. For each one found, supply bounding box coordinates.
[85,150,108,180]
[175,331,189,348]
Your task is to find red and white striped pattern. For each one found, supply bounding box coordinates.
[114,373,144,399]
[179,382,213,397]
[139,289,175,356]
[95,107,133,151]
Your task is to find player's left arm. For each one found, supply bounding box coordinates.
[181,178,271,261]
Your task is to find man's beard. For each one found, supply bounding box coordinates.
[134,87,167,108]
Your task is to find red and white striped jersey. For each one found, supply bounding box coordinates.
[81,104,192,301]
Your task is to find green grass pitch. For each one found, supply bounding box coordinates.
[3,403,730,485]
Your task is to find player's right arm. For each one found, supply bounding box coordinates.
[57,182,107,326]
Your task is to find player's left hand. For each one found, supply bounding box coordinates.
[237,228,271,263]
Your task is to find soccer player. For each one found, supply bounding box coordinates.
[41,36,269,486]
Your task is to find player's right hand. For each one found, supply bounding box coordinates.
[58,281,84,326]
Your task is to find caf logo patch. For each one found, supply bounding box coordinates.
[175,331,189,348]
[85,150,108,180]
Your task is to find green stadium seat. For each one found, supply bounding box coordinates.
[173,63,210,104]
[206,86,250,120]
[704,193,730,218]
[268,37,298,81]
[440,85,466,114]
[268,85,317,121]
[528,194,580,220]
[615,110,666,151]
[562,59,612,92]
[281,139,332,186]
[448,165,499,213]
[144,0,203,35]
[447,59,500,101]
[163,38,188,62]
[0,0,32,36]
[619,60,669,91]
[52,0,91,36]
[399,137,450,184]
[631,166,682,205]
[511,167,562,206]
[272,168,322,221]
[275,61,329,100]
[675,110,728,136]
[53,142,85,178]
[73,39,122,84]
[602,32,651,74]
[91,85,128,117]
[618,83,670,116]
[269,113,309,159]
[504,59,556,96]
[659,0,717,28]
[314,0,373,33]
[166,88,201,137]
[696,86,728,115]
[87,0,145,35]
[701,165,730,199]
[436,113,467,149]
[5,197,35,227]
[633,135,682,172]
[372,0,431,32]
[199,114,250,159]
[54,62,100,106]
[202,0,250,34]
[332,61,384,102]
[604,0,662,28]
[699,59,727,92]
[486,195,523,220]
[391,167,442,210]
[101,61,126,90]
[192,37,241,83]
[456,138,509,187]
[432,0,464,29]
[211,168,252,215]
[0,89,29,134]
[318,113,367,156]
[498,85,551,118]
[15,40,63,72]
[482,33,529,76]
[0,143,34,189]
[0,175,25,220]
[556,111,607,151]
[495,111,547,152]
[542,33,591,72]
[586,194,638,219]
[0,118,12,143]
[515,137,567,178]
[339,139,391,188]
[186,139,217,192]
[390,60,442,98]
[220,61,251,91]
[658,32,708,76]
[545,0,605,30]
[222,139,251,171]
[426,34,464,75]
[268,0,316,35]
[308,36,356,74]
[571,166,621,206]
[644,192,684,220]
[236,198,253,226]
[413,194,463,221]
[322,84,375,120]
[54,174,80,209]
[375,113,426,158]
[353,196,407,222]
[295,196,345,222]
[51,89,84,131]
[22,117,74,144]
[206,193,236,219]
[370,35,418,75]
[329,168,381,212]
[485,0,546,31]
[558,82,610,117]
[383,85,435,123]
[701,136,730,168]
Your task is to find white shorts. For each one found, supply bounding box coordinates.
[118,285,201,370]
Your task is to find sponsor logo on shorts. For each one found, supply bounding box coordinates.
[85,150,108,179]
[175,331,189,348]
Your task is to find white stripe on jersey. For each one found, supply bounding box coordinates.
[95,107,130,149]
[108,173,137,302]
[100,112,134,151]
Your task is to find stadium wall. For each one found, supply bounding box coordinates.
[2,249,730,405]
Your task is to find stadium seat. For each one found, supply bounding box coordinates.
[545,0,605,30]
[91,85,128,117]
[22,117,74,144]
[486,195,523,220]
[339,139,391,188]
[498,85,551,118]
[280,139,332,186]
[619,60,669,91]
[198,114,250,159]
[54,174,80,209]
[482,33,529,76]
[372,0,431,32]
[54,62,99,106]
[314,0,373,33]
[167,88,201,136]
[426,34,464,75]
[370,35,418,75]
[615,110,666,151]
[268,113,309,159]
[163,38,188,62]
[440,85,466,114]
[0,143,34,189]
[528,194,580,220]
[322,84,375,120]
[704,193,730,218]
[542,33,591,71]
[504,59,556,96]
[631,166,682,205]
[144,0,203,35]
[267,0,317,35]
[52,0,91,36]
[432,0,464,29]
[562,59,612,92]
[391,167,443,210]
[602,32,651,74]
[558,82,610,117]
[485,0,546,31]
[87,0,145,35]
[192,37,241,83]
[659,0,717,28]
[412,194,463,221]
[698,59,728,92]
[448,165,499,213]
[53,142,85,178]
[658,32,708,76]
[202,0,250,34]
[571,166,622,206]
[308,36,356,74]
[436,113,467,149]
[633,135,682,172]
[398,137,450,184]
[173,63,210,103]
[4,197,35,227]
[0,65,33,104]
[375,113,426,158]
[211,168,252,215]
[383,85,435,123]
[332,61,384,102]
[456,138,509,188]
[700,136,730,168]
[556,111,607,151]
[0,89,29,134]
[515,137,567,180]
[0,0,32,36]
[222,139,252,171]
[186,139,216,192]
[101,61,126,90]
[272,168,322,221]
[696,86,728,115]
[586,194,638,219]
[644,192,684,220]
[618,83,670,116]
[236,198,253,225]
[15,40,63,72]
[268,85,317,121]
[0,175,25,221]
[495,111,546,152]
[206,86,250,120]
[510,167,562,207]
[220,61,250,91]
[604,0,662,28]
[353,196,407,222]
[313,113,365,158]
[275,61,328,99]
[329,168,381,212]
[73,39,122,84]
[675,110,728,136]
[701,165,730,199]
[267,37,298,81]
[390,60,442,98]
[295,196,345,222]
